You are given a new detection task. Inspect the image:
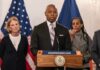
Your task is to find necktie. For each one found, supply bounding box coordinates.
[50,23,55,46]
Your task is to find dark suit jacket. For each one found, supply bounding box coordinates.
[31,21,72,55]
[0,35,28,70]
[91,30,100,70]
[31,22,72,70]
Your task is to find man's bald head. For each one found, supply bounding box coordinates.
[45,4,58,23]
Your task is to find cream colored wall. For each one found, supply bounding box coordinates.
[0,0,100,39]
[76,0,100,39]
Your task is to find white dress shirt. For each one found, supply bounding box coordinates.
[9,34,21,51]
[47,21,56,45]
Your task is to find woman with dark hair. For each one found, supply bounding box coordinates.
[68,17,92,70]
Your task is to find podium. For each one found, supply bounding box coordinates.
[37,50,83,68]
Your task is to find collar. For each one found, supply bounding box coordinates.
[47,21,56,28]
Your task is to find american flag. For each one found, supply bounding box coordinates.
[1,0,35,70]
[1,0,32,36]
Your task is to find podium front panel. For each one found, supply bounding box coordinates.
[37,54,83,68]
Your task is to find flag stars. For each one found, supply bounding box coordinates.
[29,28,32,31]
[13,1,16,4]
[6,16,9,19]
[22,9,25,12]
[16,13,19,16]
[17,8,20,11]
[20,20,23,23]
[25,21,28,24]
[24,27,27,29]
[21,15,24,17]
[23,32,26,35]
[12,11,14,14]
[18,3,21,5]
[12,6,15,9]
[2,0,32,37]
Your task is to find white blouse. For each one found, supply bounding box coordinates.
[9,34,21,51]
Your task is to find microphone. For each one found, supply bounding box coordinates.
[54,28,60,51]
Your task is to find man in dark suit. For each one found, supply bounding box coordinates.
[31,4,72,70]
[91,30,100,70]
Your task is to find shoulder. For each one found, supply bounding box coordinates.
[56,23,68,32]
[21,35,28,44]
[94,30,100,37]
[32,22,47,33]
[92,30,100,40]
[21,35,27,40]
[0,35,9,43]
[34,21,47,29]
[95,30,100,34]
[2,35,9,40]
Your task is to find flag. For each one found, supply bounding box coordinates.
[58,0,81,29]
[1,0,32,36]
[1,0,35,70]
[0,58,3,70]
[26,45,36,70]
[58,1,94,70]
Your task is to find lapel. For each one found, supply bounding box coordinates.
[52,23,59,49]
[43,22,52,47]
[17,35,22,52]
[54,23,63,37]
[53,23,65,50]
[44,22,59,49]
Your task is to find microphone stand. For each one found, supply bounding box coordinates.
[56,36,60,51]
[54,28,60,51]
[55,28,61,70]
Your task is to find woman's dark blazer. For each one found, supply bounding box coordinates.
[0,35,28,70]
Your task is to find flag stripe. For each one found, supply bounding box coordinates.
[26,53,36,70]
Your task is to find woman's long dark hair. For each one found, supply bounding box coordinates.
[71,17,89,47]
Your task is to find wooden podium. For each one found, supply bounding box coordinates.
[37,50,83,68]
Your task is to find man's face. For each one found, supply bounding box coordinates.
[45,6,58,23]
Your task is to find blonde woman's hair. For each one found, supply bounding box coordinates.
[6,16,20,33]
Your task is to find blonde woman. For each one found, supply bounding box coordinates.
[0,16,28,70]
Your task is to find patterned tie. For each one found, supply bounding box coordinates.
[50,23,55,46]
